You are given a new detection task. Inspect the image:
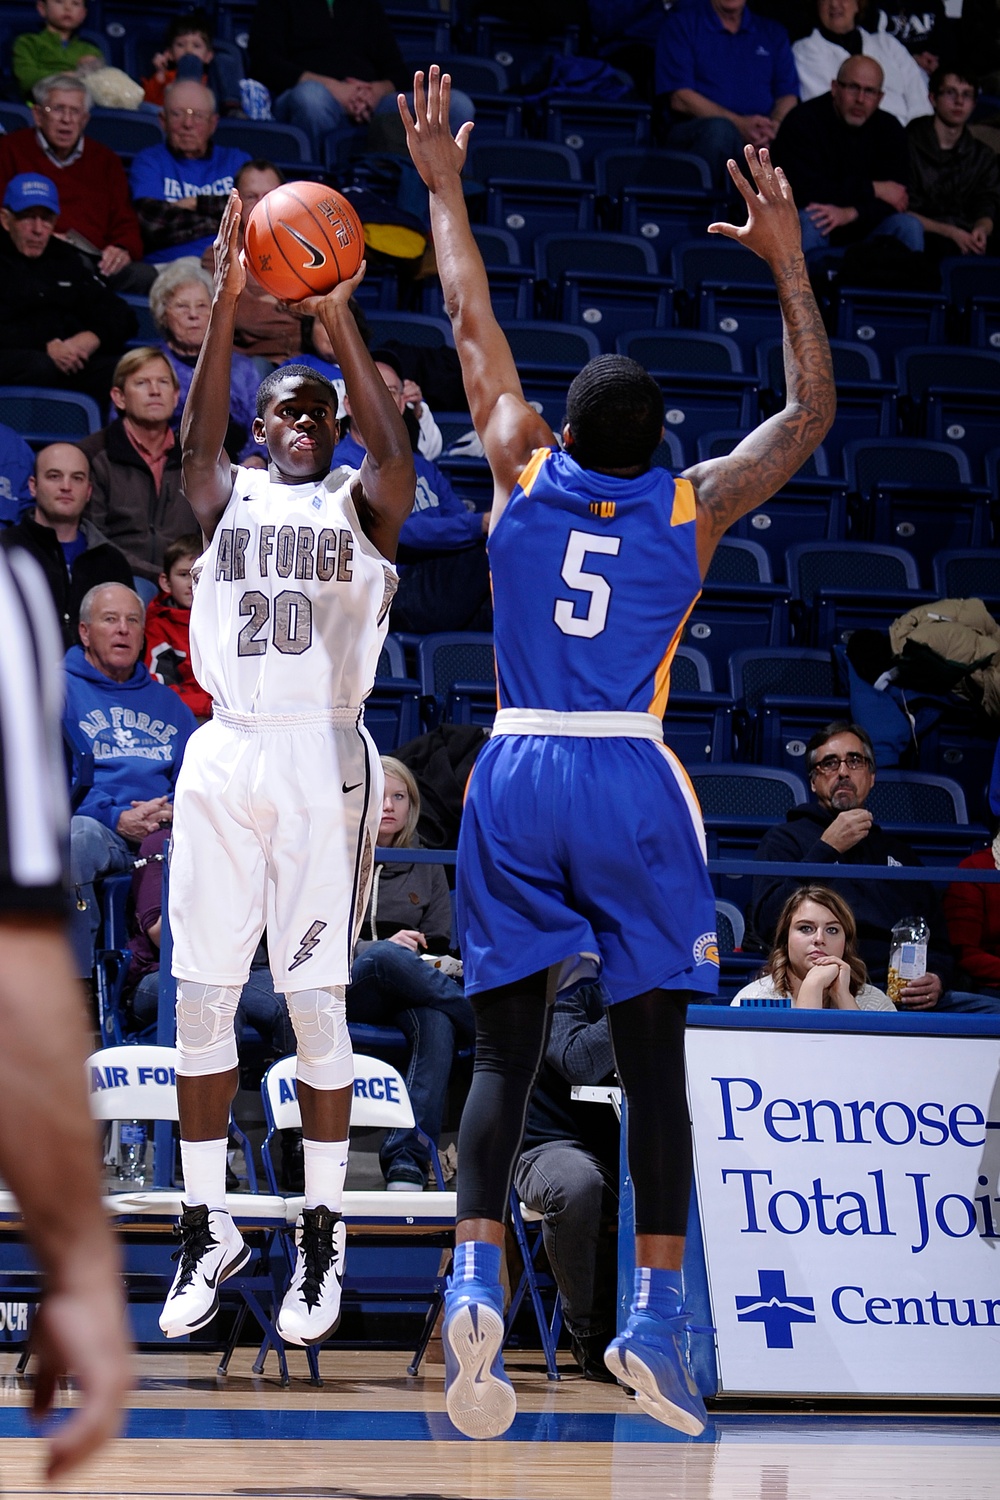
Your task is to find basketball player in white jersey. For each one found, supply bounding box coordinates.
[158,191,415,1346]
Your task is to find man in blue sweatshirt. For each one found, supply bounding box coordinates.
[65,581,196,977]
[331,350,492,633]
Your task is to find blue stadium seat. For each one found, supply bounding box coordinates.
[896,346,1000,484]
[121,294,158,346]
[595,148,718,267]
[786,541,931,647]
[686,539,791,686]
[756,337,897,475]
[932,549,1000,605]
[689,764,808,909]
[940,256,1000,348]
[470,141,596,256]
[866,770,987,862]
[213,118,320,173]
[0,388,101,446]
[534,232,671,351]
[835,287,947,374]
[669,237,780,364]
[662,643,736,768]
[365,312,455,349]
[417,632,496,728]
[425,225,535,319]
[84,108,163,163]
[503,322,602,432]
[843,437,990,584]
[0,103,32,134]
[542,98,652,174]
[616,329,757,466]
[728,647,848,775]
[433,54,524,141]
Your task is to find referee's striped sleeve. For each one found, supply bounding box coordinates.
[0,547,69,909]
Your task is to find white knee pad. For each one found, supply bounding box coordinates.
[174,980,241,1077]
[285,985,353,1090]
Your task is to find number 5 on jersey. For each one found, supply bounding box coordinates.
[554,530,622,639]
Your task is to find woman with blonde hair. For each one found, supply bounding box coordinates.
[733,885,895,1009]
[346,755,474,1188]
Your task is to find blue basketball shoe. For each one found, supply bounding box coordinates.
[442,1276,516,1440]
[604,1307,707,1435]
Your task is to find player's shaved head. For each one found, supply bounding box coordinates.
[564,355,665,474]
[256,365,337,418]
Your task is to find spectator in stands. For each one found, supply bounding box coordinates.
[514,979,620,1382]
[878,0,948,74]
[772,55,925,262]
[144,532,212,722]
[12,0,103,100]
[793,0,933,126]
[201,161,305,371]
[653,0,800,188]
[0,74,154,294]
[0,172,134,403]
[733,885,895,1007]
[79,346,197,584]
[1,443,132,649]
[0,425,34,525]
[65,581,196,978]
[943,826,1000,1009]
[748,721,959,1004]
[141,9,242,117]
[348,757,474,1190]
[149,259,261,465]
[907,66,1000,258]
[332,352,491,633]
[247,0,474,165]
[129,79,251,264]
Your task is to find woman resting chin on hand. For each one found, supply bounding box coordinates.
[732,885,895,1011]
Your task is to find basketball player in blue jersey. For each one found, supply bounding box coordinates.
[401,68,835,1440]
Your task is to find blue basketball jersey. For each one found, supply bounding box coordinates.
[488,449,701,715]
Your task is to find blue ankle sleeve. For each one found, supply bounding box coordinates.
[633,1266,683,1316]
[453,1240,502,1287]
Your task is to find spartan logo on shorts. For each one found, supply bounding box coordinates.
[290,919,328,970]
[693,932,720,967]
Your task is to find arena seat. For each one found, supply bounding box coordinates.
[687,538,791,685]
[534,231,672,351]
[662,645,736,767]
[616,329,757,466]
[417,632,496,728]
[541,98,652,174]
[865,770,989,862]
[728,647,848,775]
[785,541,931,647]
[834,286,947,372]
[595,148,717,265]
[424,228,534,319]
[756,336,897,474]
[0,387,101,446]
[260,1052,452,1379]
[896,346,1000,485]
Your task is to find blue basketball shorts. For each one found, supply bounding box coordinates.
[457,732,719,1002]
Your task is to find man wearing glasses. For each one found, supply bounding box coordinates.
[0,73,153,292]
[907,66,1000,259]
[130,80,250,264]
[748,720,956,1007]
[771,54,924,262]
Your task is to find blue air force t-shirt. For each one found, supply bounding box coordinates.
[129,142,251,262]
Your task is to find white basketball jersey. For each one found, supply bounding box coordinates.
[190,466,397,715]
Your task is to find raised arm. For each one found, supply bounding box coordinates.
[400,67,555,515]
[684,147,835,575]
[179,191,243,540]
[300,272,415,562]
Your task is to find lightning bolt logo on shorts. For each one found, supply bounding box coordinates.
[289,920,328,970]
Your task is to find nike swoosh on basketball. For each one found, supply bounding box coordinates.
[342,780,363,793]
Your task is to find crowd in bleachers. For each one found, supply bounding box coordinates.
[0,1,996,933]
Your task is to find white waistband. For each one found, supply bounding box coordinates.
[492,708,664,740]
[213,706,361,732]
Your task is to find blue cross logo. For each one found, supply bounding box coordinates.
[735,1270,815,1349]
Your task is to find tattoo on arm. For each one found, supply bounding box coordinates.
[688,256,835,548]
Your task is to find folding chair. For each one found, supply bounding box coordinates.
[260,1054,452,1379]
[505,1190,563,1381]
[86,1045,292,1378]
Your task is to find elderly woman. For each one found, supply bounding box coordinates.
[794,0,933,125]
[149,257,261,464]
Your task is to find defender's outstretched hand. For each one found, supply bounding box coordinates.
[213,190,246,303]
[707,146,802,265]
[399,66,474,193]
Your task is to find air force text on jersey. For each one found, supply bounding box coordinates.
[214,523,355,585]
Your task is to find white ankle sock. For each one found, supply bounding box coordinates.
[180,1137,229,1211]
[303,1138,349,1211]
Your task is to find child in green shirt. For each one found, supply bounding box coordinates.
[13,0,104,100]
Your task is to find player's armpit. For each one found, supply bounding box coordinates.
[479,392,558,518]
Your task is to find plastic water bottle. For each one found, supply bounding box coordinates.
[118,1121,147,1186]
[887,917,929,1005]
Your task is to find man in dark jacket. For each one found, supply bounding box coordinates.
[748,721,954,1003]
[248,0,473,164]
[0,173,134,402]
[79,347,198,583]
[907,66,1000,258]
[772,55,925,261]
[2,443,132,649]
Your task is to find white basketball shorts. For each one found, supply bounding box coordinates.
[169,708,382,991]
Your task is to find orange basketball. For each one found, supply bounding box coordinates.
[244,182,365,301]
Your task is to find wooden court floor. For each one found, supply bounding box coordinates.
[0,1349,998,1499]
